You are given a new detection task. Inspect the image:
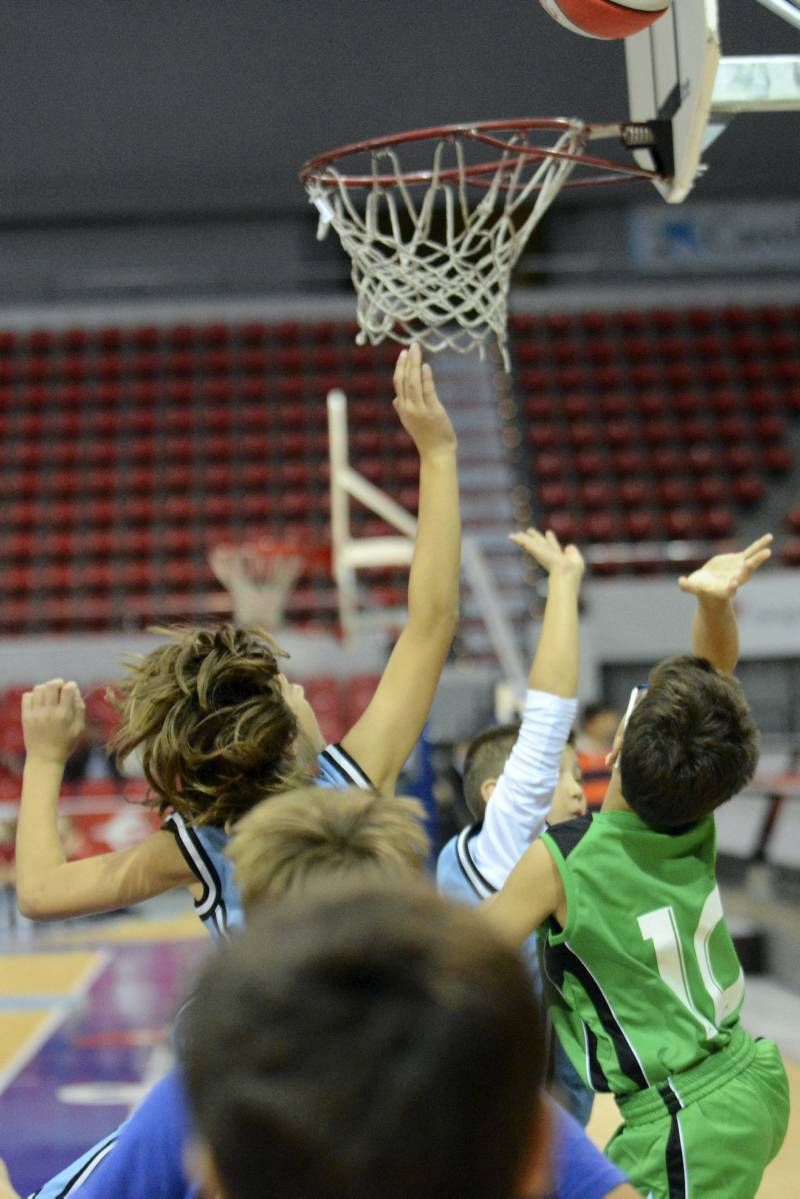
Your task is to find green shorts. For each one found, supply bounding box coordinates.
[606,1026,789,1199]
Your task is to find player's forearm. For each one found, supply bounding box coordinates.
[529,573,580,696]
[406,447,460,634]
[691,595,739,673]
[476,691,577,887]
[16,757,70,917]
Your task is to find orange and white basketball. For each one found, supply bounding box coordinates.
[540,0,672,40]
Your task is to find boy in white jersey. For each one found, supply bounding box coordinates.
[436,527,591,1122]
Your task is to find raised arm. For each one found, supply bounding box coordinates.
[678,533,772,673]
[481,837,564,946]
[341,344,459,795]
[16,680,193,920]
[472,530,584,888]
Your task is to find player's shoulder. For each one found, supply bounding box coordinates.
[543,813,593,861]
[315,742,374,790]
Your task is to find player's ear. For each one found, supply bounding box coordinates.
[184,1138,228,1199]
[513,1096,552,1197]
[480,777,497,805]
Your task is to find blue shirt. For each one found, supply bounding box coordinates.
[32,1070,624,1199]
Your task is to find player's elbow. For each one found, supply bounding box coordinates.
[16,882,56,921]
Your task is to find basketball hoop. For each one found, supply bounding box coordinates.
[300,118,662,369]
[208,536,329,630]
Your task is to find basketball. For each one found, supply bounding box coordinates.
[540,0,672,40]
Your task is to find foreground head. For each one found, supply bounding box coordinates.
[620,655,759,831]
[463,723,583,822]
[112,624,322,827]
[228,785,430,910]
[182,880,549,1199]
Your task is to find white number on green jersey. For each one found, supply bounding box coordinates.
[638,885,744,1040]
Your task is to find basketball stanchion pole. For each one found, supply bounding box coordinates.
[327,387,528,695]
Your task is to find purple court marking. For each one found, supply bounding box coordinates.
[0,939,209,1196]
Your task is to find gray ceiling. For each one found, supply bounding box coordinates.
[0,0,797,224]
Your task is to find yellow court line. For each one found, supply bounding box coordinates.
[0,951,103,998]
[38,913,206,946]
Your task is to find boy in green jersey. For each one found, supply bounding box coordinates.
[484,534,789,1199]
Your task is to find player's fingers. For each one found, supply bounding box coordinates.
[405,342,423,405]
[393,348,407,401]
[21,692,33,716]
[743,533,773,559]
[545,529,562,552]
[43,679,64,707]
[420,361,437,406]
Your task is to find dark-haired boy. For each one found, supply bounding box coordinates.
[484,536,789,1199]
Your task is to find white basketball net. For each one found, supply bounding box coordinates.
[305,121,588,370]
[208,541,302,630]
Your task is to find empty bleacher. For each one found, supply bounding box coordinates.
[505,303,800,573]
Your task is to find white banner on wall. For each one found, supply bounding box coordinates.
[628,200,800,273]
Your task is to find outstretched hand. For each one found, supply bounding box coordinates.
[392,343,457,459]
[509,527,585,585]
[677,533,772,600]
[21,679,86,765]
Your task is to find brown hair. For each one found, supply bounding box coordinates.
[111,624,309,827]
[182,880,547,1199]
[620,655,760,831]
[462,723,520,821]
[228,786,430,909]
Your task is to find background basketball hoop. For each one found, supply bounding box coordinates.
[208,535,330,631]
[300,118,662,370]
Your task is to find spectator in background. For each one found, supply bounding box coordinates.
[575,702,618,810]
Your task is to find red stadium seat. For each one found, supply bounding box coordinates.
[624,510,659,540]
[733,476,765,506]
[585,511,620,542]
[643,421,672,447]
[548,511,580,543]
[695,477,728,506]
[540,481,570,510]
[724,445,756,473]
[618,479,650,507]
[657,478,691,508]
[575,450,605,478]
[564,394,590,420]
[580,480,612,509]
[762,445,792,473]
[701,508,734,539]
[665,509,694,539]
[534,452,566,479]
[611,449,640,477]
[779,539,800,568]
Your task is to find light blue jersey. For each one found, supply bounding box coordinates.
[165,743,374,941]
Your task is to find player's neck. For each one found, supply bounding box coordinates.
[600,770,633,815]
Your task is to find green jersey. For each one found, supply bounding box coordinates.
[539,810,745,1098]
